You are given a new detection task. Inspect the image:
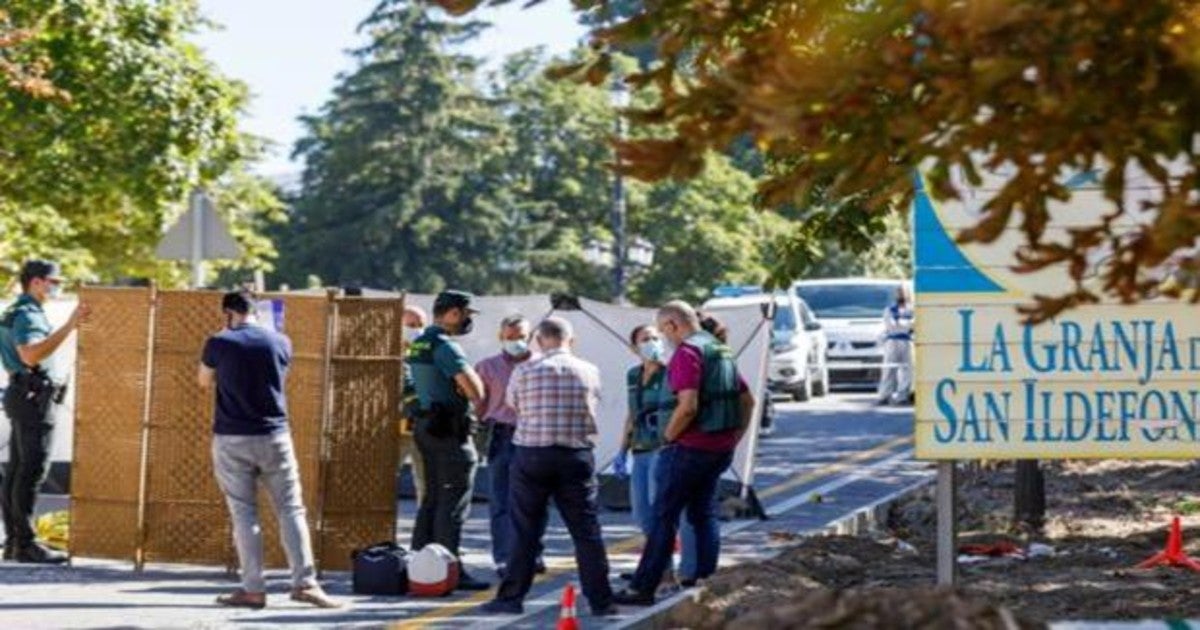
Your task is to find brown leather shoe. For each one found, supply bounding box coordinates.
[216,589,266,609]
[290,586,343,609]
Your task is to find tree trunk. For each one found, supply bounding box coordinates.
[1014,459,1045,531]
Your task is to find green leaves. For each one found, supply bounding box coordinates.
[437,0,1200,319]
[1,0,268,287]
[279,1,795,302]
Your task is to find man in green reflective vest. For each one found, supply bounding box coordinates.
[614,300,755,606]
[0,260,88,564]
[406,290,489,591]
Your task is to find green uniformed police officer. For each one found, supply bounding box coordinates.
[406,290,489,591]
[0,260,89,564]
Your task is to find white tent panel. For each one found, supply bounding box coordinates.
[406,294,770,488]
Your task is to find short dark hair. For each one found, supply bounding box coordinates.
[19,260,60,292]
[433,303,459,318]
[698,311,728,344]
[222,290,256,315]
[630,324,653,346]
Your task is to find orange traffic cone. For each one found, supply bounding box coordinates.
[557,582,580,630]
[1135,516,1200,571]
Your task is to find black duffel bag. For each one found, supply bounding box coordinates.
[351,541,410,595]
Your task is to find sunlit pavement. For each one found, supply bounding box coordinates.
[0,393,929,629]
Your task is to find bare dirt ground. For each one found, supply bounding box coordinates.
[664,459,1200,628]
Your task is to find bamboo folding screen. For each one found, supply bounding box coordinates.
[70,287,402,571]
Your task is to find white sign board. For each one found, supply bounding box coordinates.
[914,166,1200,460]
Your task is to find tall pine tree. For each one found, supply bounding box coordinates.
[278,0,500,291]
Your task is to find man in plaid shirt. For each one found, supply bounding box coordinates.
[482,317,616,617]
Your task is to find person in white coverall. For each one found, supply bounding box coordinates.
[877,287,914,405]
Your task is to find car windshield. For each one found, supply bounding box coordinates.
[772,301,797,333]
[795,284,897,319]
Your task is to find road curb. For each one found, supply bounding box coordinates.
[613,475,935,630]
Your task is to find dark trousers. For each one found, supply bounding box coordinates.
[1,382,55,547]
[495,446,612,612]
[629,444,733,594]
[410,418,477,557]
[486,423,515,566]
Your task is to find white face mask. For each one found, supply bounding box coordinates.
[404,326,424,342]
[502,339,529,357]
[48,284,63,299]
[638,339,664,362]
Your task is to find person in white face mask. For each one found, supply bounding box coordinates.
[473,314,542,578]
[0,260,88,564]
[400,305,429,506]
[613,324,698,588]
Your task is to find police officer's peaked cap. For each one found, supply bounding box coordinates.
[19,260,63,285]
[433,290,479,313]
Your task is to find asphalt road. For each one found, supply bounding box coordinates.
[0,393,928,629]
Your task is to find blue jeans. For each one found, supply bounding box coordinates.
[629,444,732,594]
[487,424,516,566]
[630,450,699,579]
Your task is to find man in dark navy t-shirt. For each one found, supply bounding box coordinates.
[201,307,290,436]
[198,291,339,610]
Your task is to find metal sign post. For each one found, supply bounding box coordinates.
[936,460,958,586]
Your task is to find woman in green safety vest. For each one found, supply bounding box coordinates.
[615,324,699,585]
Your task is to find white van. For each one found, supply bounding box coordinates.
[703,287,828,401]
[792,278,910,389]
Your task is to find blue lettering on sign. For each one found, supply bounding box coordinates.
[941,312,1200,451]
[1158,322,1183,376]
[934,378,958,443]
[1169,390,1198,441]
[1063,391,1093,442]
[1140,391,1170,442]
[1023,325,1057,373]
[957,309,1011,372]
[1112,323,1139,373]
[1093,391,1120,442]
[1060,322,1086,372]
[1087,322,1112,371]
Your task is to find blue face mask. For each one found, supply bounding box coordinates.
[502,339,529,357]
[638,339,664,362]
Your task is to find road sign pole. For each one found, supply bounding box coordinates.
[936,460,958,586]
[190,189,205,288]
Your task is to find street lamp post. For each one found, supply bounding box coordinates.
[611,79,630,304]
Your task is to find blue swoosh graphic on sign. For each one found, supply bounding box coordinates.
[912,174,1005,294]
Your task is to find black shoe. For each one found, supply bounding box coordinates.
[680,579,698,588]
[612,587,654,606]
[534,558,547,574]
[15,542,68,565]
[619,572,635,581]
[480,599,523,615]
[2,543,13,561]
[456,571,491,591]
[592,603,619,617]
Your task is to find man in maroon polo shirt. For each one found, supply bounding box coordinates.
[614,300,755,606]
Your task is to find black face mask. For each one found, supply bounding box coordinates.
[457,316,474,336]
